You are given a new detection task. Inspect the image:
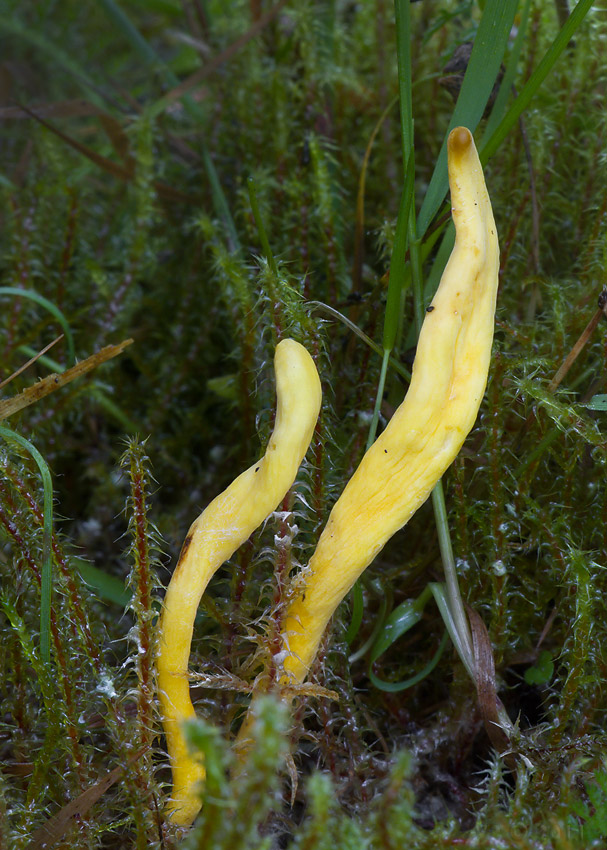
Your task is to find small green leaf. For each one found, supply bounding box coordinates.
[524,650,554,685]
[207,374,239,401]
[367,586,448,692]
[585,394,607,411]
[369,594,428,663]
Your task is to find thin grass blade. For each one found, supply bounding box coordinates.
[480,0,594,164]
[0,427,53,666]
[383,148,415,352]
[417,0,518,237]
[0,287,75,366]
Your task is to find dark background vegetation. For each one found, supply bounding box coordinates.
[2,1,607,847]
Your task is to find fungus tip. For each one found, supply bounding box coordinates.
[448,126,472,156]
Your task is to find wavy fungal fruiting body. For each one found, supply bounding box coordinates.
[279,126,500,686]
[157,339,321,825]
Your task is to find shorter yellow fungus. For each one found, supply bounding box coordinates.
[157,338,321,826]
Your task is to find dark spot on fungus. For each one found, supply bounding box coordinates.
[255,467,260,472]
[384,449,388,453]
[177,534,193,563]
[426,305,435,312]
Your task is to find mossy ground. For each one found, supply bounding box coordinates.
[1,1,607,847]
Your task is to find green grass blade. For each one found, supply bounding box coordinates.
[369,585,432,661]
[430,483,473,669]
[344,582,364,646]
[383,149,415,352]
[481,0,532,143]
[394,0,414,163]
[0,426,53,667]
[0,287,76,366]
[73,559,132,608]
[394,0,422,331]
[369,631,448,693]
[0,594,54,695]
[417,0,518,237]
[366,583,445,693]
[349,591,390,664]
[429,582,475,681]
[306,302,411,382]
[366,348,391,451]
[480,0,594,165]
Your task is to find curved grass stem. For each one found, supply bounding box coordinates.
[0,426,53,667]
